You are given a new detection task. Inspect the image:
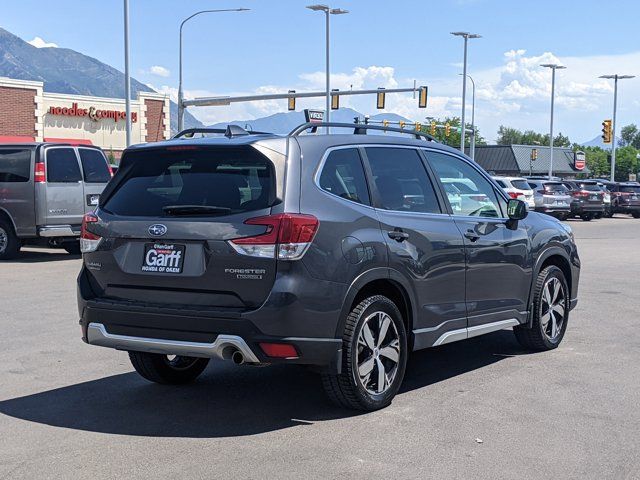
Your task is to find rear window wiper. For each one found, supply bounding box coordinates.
[162,205,231,216]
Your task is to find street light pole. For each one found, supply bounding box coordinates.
[307,5,349,133]
[541,63,566,178]
[460,74,476,159]
[123,0,131,147]
[600,74,635,182]
[451,32,481,152]
[178,8,249,132]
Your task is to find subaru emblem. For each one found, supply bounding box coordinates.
[148,224,167,237]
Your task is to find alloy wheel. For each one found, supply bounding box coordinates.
[0,227,7,254]
[541,277,566,342]
[356,311,401,395]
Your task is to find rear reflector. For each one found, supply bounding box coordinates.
[259,342,299,359]
[229,213,319,260]
[34,162,46,183]
[80,213,101,253]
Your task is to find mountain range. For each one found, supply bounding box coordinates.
[0,27,203,132]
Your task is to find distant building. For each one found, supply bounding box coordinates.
[471,145,590,178]
[0,77,170,159]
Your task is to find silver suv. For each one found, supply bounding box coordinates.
[0,143,112,259]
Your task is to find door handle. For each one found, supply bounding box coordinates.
[464,230,480,242]
[388,229,409,242]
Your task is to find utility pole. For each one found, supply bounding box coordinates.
[541,63,566,178]
[123,0,131,147]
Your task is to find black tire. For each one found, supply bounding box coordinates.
[632,212,640,219]
[580,214,592,221]
[514,266,569,351]
[129,351,209,384]
[594,212,602,219]
[0,218,20,260]
[63,240,81,255]
[321,295,408,411]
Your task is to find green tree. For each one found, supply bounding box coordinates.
[419,117,486,148]
[619,124,640,149]
[580,146,610,178]
[496,125,570,147]
[614,145,639,181]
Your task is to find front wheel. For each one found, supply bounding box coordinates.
[514,265,569,351]
[129,352,209,384]
[632,212,640,219]
[321,295,408,411]
[0,219,20,260]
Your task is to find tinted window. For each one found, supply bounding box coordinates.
[0,149,31,182]
[620,185,640,193]
[579,183,600,192]
[319,149,370,205]
[544,183,568,193]
[365,147,440,213]
[427,151,503,217]
[511,179,530,190]
[79,149,111,183]
[495,179,507,188]
[47,148,82,183]
[103,147,275,217]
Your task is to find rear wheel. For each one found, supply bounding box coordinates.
[0,219,20,260]
[514,265,569,351]
[580,213,592,221]
[632,212,640,219]
[594,212,602,219]
[129,352,209,384]
[322,295,407,411]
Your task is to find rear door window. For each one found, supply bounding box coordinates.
[79,148,111,183]
[319,148,370,205]
[511,179,530,190]
[0,149,31,182]
[47,148,82,183]
[103,147,276,217]
[365,147,440,213]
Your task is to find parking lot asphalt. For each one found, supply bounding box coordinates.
[1,216,639,480]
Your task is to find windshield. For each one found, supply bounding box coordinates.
[103,147,276,217]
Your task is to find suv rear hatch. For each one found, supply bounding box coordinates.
[85,144,282,310]
[619,185,640,205]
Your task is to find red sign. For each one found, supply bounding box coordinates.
[574,151,586,171]
[48,102,137,123]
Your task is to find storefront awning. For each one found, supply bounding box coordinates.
[44,137,93,145]
[0,135,35,143]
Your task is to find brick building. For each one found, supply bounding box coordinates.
[0,77,170,159]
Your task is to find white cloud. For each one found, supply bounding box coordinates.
[28,36,58,48]
[149,65,170,78]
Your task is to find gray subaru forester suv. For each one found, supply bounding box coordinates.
[78,123,580,411]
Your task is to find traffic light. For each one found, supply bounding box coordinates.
[418,86,428,108]
[383,120,389,128]
[445,123,451,137]
[399,121,406,129]
[415,122,421,131]
[602,119,612,144]
[331,89,339,110]
[288,90,296,111]
[430,121,436,135]
[531,148,538,161]
[376,88,386,109]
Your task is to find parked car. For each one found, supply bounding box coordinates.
[493,176,535,208]
[0,143,112,259]
[561,180,605,221]
[594,181,613,218]
[609,182,640,218]
[527,180,572,220]
[78,123,580,411]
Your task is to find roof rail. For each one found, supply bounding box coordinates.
[288,122,438,142]
[173,126,271,139]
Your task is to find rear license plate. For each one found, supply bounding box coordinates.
[590,195,598,201]
[87,194,100,206]
[142,243,185,274]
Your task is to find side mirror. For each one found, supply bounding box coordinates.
[507,199,528,221]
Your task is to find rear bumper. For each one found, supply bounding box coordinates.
[536,205,570,214]
[615,204,640,213]
[570,203,604,214]
[38,225,81,237]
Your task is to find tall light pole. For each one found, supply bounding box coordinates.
[451,31,481,152]
[541,63,566,178]
[599,74,635,182]
[460,73,476,159]
[178,8,249,132]
[307,5,349,132]
[123,0,131,147]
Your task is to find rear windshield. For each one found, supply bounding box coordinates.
[579,183,600,192]
[0,148,31,182]
[79,149,111,183]
[103,147,276,217]
[620,185,640,193]
[510,179,530,190]
[544,183,568,193]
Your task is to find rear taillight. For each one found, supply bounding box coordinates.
[34,161,46,183]
[107,164,114,177]
[507,192,519,199]
[229,213,319,260]
[80,213,101,253]
[259,342,299,359]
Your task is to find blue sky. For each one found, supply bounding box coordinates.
[4,0,640,142]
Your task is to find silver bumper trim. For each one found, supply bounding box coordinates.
[86,322,261,363]
[432,319,520,347]
[38,225,80,237]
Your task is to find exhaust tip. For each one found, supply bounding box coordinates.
[231,350,245,365]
